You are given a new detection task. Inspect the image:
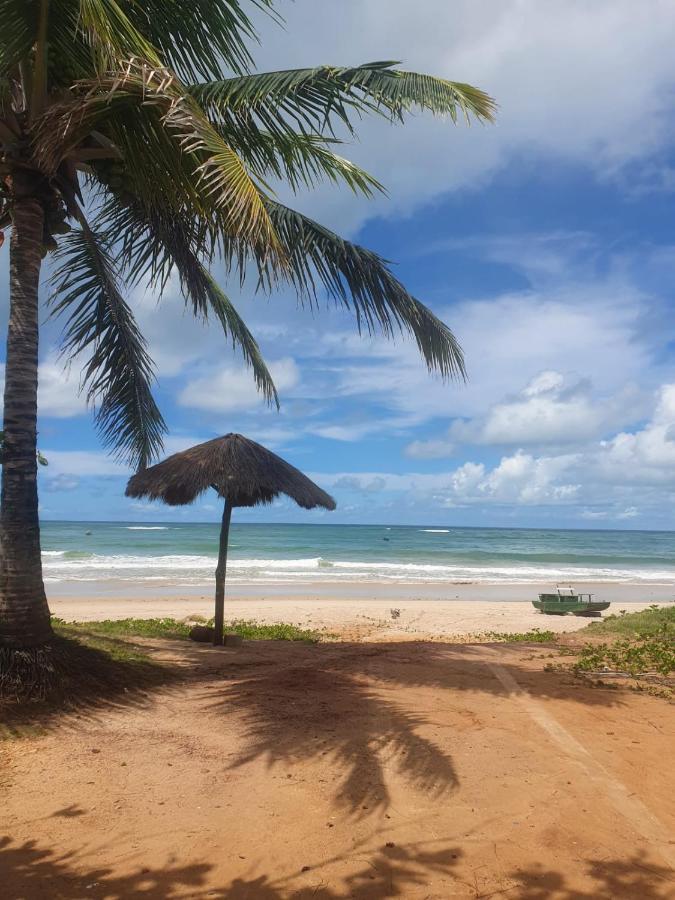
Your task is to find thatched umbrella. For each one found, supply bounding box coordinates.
[125,434,336,646]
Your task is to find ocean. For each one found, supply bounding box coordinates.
[39,522,675,587]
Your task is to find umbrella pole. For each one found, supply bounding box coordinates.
[213,501,232,646]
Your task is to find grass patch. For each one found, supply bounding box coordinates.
[547,606,675,696]
[226,619,320,642]
[53,617,192,641]
[52,616,321,643]
[482,628,557,643]
[574,605,674,677]
[572,635,674,678]
[584,604,675,637]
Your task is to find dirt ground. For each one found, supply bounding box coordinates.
[1,638,674,899]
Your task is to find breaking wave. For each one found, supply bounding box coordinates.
[40,550,675,585]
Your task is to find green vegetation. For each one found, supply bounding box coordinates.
[571,606,674,678]
[482,628,557,643]
[0,633,169,713]
[226,620,321,642]
[52,617,321,643]
[572,635,674,678]
[585,604,675,637]
[3,614,320,709]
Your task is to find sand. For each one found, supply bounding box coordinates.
[4,584,672,896]
[47,580,673,639]
[2,636,674,898]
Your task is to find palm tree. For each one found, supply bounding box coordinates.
[0,1,495,660]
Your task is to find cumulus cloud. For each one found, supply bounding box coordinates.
[319,450,579,509]
[592,384,675,484]
[250,0,675,232]
[0,355,88,420]
[335,277,654,431]
[40,451,128,477]
[178,357,300,414]
[320,384,675,521]
[447,371,642,449]
[38,356,88,419]
[43,474,80,492]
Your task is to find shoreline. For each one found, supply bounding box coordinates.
[47,581,673,638]
[46,578,675,601]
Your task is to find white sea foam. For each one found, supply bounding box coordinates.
[420,529,450,533]
[39,550,675,585]
[125,526,169,531]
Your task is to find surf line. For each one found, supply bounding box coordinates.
[484,649,675,870]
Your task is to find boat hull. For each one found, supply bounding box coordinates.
[532,599,611,617]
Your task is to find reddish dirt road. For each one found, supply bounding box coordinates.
[2,639,674,898]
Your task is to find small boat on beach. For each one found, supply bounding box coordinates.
[533,586,610,617]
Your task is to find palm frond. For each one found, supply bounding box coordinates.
[198,269,279,408]
[191,61,497,139]
[217,128,384,196]
[0,0,36,75]
[79,0,163,71]
[253,200,465,380]
[121,0,279,81]
[50,222,166,470]
[33,61,281,255]
[96,196,278,406]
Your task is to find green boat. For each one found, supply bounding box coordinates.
[533,586,610,617]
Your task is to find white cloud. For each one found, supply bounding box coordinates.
[592,384,675,484]
[581,506,638,521]
[0,355,88,419]
[41,451,128,477]
[450,371,642,449]
[481,450,579,505]
[405,438,455,460]
[310,414,416,443]
[318,384,675,520]
[43,473,80,492]
[38,355,88,419]
[178,357,300,414]
[250,1,675,233]
[319,451,579,508]
[332,279,655,430]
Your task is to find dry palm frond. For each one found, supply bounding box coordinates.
[126,433,336,509]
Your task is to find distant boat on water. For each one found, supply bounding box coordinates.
[533,586,610,617]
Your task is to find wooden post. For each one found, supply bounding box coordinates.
[213,501,232,646]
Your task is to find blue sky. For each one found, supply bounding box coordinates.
[4,0,675,527]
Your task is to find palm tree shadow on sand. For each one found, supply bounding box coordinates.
[1,836,672,899]
[196,637,627,818]
[206,661,459,816]
[0,633,183,737]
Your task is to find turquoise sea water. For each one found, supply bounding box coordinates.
[40,522,675,586]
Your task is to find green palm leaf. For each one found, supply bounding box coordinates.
[256,200,465,380]
[0,0,36,73]
[50,223,166,471]
[191,61,497,139]
[101,197,279,406]
[33,61,281,255]
[216,129,385,196]
[120,0,278,80]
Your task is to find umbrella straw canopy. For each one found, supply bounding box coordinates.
[126,434,336,645]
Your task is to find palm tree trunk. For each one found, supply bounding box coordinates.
[213,501,232,646]
[0,175,52,648]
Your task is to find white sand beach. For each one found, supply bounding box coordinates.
[47,580,673,638]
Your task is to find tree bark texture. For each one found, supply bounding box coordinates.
[0,177,52,648]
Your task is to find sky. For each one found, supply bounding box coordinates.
[3,0,675,528]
